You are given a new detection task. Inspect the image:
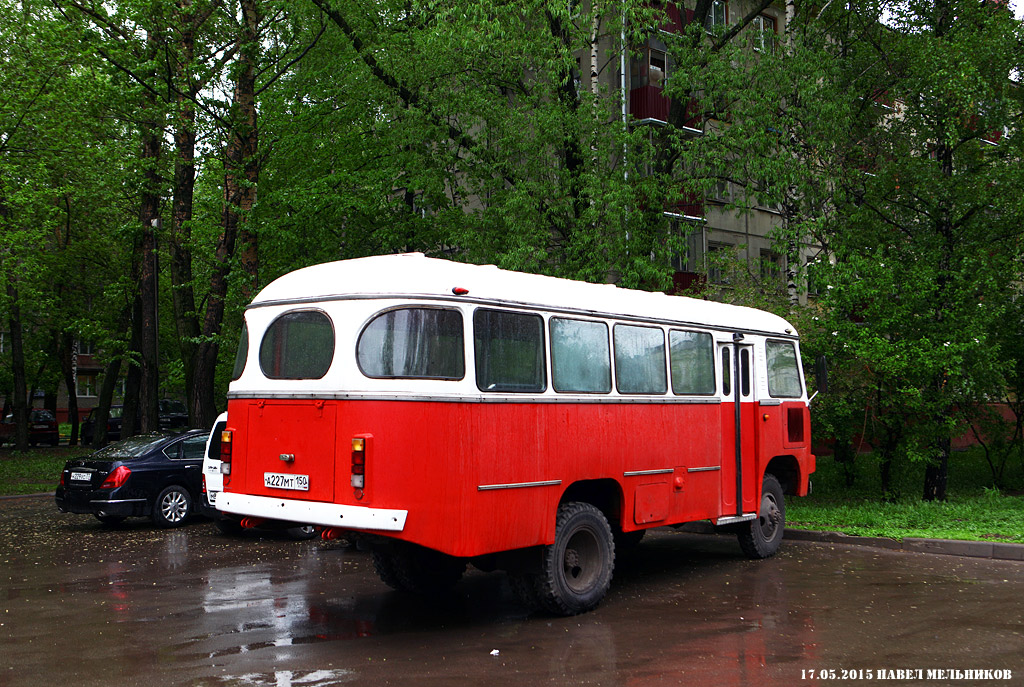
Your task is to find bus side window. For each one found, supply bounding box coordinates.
[669,330,715,395]
[613,324,667,395]
[766,340,803,397]
[550,318,611,393]
[740,347,751,398]
[474,309,546,392]
[721,347,731,396]
[357,307,465,379]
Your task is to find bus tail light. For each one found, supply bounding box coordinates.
[351,435,370,494]
[220,430,232,475]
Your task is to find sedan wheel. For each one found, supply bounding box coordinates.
[153,485,192,528]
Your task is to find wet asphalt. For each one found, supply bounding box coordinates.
[2,495,1022,687]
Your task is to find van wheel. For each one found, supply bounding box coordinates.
[372,542,466,593]
[738,474,785,559]
[535,502,615,616]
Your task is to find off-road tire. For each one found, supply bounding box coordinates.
[372,542,466,594]
[737,474,786,559]
[534,502,615,616]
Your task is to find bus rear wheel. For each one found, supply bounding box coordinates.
[372,541,466,594]
[738,474,785,559]
[534,502,615,616]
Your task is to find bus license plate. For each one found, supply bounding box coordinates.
[264,472,309,491]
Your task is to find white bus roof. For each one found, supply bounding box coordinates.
[250,253,798,338]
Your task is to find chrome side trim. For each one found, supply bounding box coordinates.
[715,513,757,526]
[218,493,408,532]
[623,469,674,477]
[477,479,562,492]
[91,498,146,505]
[687,466,721,473]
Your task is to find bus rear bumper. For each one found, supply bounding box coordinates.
[218,493,408,532]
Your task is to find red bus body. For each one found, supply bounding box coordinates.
[219,254,814,612]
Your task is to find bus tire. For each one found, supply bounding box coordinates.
[738,474,785,559]
[372,542,466,594]
[535,502,615,616]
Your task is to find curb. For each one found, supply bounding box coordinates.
[678,522,1024,562]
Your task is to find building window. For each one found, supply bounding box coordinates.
[706,0,727,30]
[649,49,667,88]
[752,15,776,52]
[707,243,734,285]
[760,250,784,288]
[77,374,97,398]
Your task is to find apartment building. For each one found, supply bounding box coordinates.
[607,0,816,300]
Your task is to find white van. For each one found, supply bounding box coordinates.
[201,412,316,540]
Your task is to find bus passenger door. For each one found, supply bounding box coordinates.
[718,340,758,520]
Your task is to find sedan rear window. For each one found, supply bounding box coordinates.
[91,434,170,460]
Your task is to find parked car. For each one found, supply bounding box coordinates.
[0,409,60,446]
[201,412,316,540]
[81,401,190,446]
[55,429,208,527]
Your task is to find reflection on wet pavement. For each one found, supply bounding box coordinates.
[2,496,1022,687]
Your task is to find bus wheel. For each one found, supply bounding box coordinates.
[536,502,615,616]
[738,474,786,559]
[372,542,466,594]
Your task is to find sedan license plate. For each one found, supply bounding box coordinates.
[264,472,309,491]
[71,471,91,482]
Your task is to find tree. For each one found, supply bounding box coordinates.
[775,0,1024,499]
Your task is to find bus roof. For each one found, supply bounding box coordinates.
[251,253,798,338]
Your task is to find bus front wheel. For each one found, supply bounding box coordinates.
[535,501,615,616]
[738,474,785,559]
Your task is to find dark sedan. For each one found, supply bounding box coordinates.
[55,430,207,527]
[0,409,60,446]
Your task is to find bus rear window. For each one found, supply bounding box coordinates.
[766,340,802,398]
[259,310,335,380]
[357,308,465,379]
[474,309,545,392]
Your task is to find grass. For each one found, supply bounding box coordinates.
[789,447,1024,543]
[0,446,90,495]
[3,440,1022,544]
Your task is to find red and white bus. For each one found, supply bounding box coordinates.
[218,253,815,615]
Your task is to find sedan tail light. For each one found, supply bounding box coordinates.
[101,465,131,489]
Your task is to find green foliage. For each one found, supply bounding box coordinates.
[789,448,1024,542]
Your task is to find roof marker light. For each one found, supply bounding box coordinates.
[452,287,469,295]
